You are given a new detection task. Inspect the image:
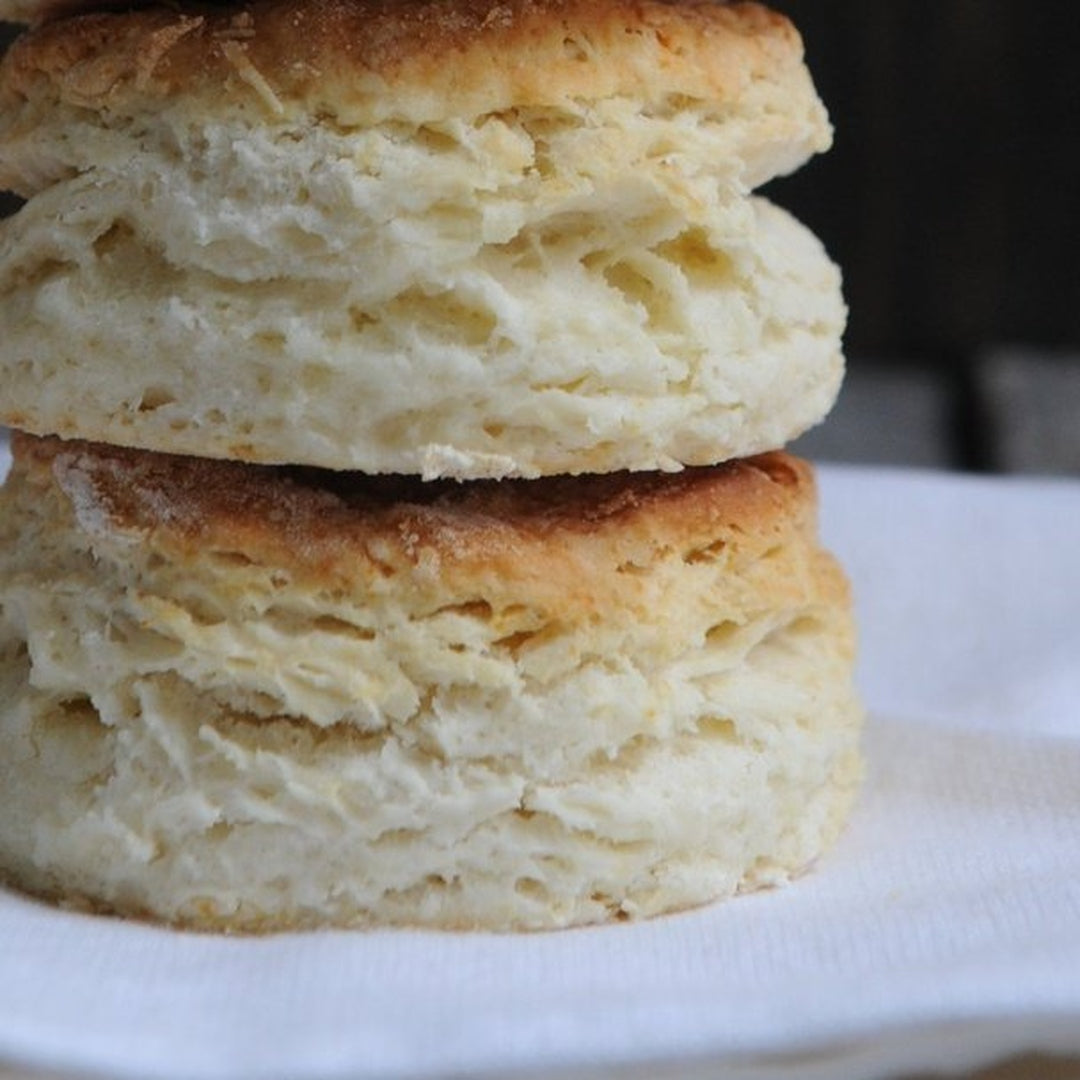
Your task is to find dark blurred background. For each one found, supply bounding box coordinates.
[770,2,1080,474]
[2,6,1079,473]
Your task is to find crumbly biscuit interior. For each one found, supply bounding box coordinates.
[0,100,844,475]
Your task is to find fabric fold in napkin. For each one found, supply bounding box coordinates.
[1,443,1079,1080]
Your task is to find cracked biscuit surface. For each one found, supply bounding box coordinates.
[0,0,844,477]
[0,434,862,931]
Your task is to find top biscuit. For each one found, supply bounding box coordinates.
[0,0,842,478]
[2,0,805,125]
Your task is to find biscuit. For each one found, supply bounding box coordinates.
[0,433,862,931]
[0,0,844,477]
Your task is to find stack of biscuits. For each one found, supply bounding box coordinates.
[0,0,862,932]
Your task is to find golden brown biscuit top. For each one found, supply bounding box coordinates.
[12,434,816,601]
[0,0,807,124]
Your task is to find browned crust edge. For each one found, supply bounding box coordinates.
[0,0,803,121]
[9,432,818,591]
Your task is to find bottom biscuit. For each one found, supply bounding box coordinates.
[0,434,862,932]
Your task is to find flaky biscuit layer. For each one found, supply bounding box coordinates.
[0,436,862,931]
[0,182,844,476]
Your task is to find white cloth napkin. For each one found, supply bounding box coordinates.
[2,447,1079,1080]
